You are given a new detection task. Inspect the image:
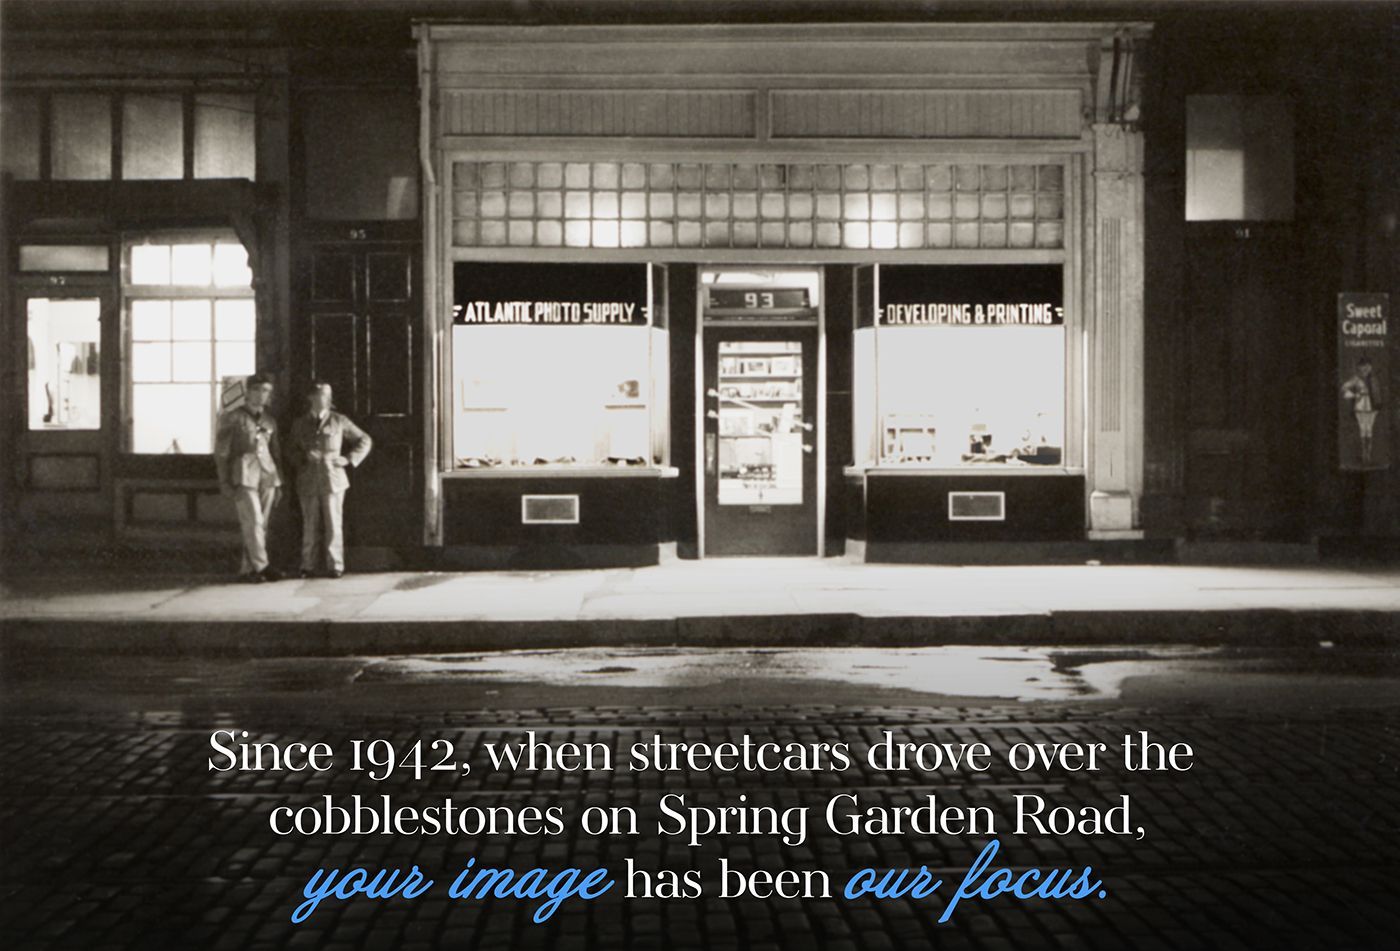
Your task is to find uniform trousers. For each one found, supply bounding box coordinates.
[232,485,278,574]
[300,490,346,572]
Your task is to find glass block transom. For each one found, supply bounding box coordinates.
[452,161,1065,250]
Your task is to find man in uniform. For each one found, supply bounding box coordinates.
[287,381,373,579]
[215,374,283,583]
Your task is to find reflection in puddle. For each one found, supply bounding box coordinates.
[361,646,1228,702]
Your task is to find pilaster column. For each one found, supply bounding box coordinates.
[1087,122,1146,536]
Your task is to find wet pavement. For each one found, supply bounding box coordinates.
[2,642,1399,949]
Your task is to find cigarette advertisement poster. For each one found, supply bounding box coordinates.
[1338,292,1391,471]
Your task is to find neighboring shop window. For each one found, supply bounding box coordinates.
[27,298,102,431]
[451,263,668,469]
[858,265,1066,469]
[125,237,256,454]
[451,161,1064,250]
[0,89,256,182]
[302,89,419,220]
[1186,95,1294,221]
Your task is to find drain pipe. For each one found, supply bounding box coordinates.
[417,26,442,547]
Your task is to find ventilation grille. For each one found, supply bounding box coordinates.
[521,494,580,525]
[948,491,1006,521]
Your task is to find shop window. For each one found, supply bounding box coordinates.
[302,89,418,220]
[125,237,256,454]
[452,263,667,469]
[122,94,185,180]
[1,92,42,180]
[451,160,1065,251]
[51,94,112,180]
[27,298,102,430]
[1186,95,1294,221]
[860,265,1066,469]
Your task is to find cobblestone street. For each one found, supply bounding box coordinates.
[3,651,1399,950]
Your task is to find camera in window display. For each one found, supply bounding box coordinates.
[959,415,1061,466]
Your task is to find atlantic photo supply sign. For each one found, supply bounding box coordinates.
[454,262,649,326]
[1337,292,1390,471]
[873,264,1065,327]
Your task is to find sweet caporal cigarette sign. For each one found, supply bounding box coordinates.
[1337,292,1391,471]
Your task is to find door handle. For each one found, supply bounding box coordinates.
[705,433,717,474]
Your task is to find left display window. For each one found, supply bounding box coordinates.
[451,262,668,469]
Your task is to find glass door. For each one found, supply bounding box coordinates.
[703,326,819,555]
[12,287,114,541]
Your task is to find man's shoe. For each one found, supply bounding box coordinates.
[297,569,314,579]
[328,569,344,579]
[240,572,265,584]
[261,567,283,582]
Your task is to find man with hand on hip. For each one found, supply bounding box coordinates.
[288,381,373,579]
[215,374,283,583]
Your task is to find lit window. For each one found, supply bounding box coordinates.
[125,237,255,454]
[27,298,102,430]
[1186,95,1294,221]
[450,160,1066,250]
[452,263,667,469]
[860,265,1066,469]
[19,245,110,272]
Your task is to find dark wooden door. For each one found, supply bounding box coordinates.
[298,242,420,551]
[703,325,820,556]
[1182,228,1308,539]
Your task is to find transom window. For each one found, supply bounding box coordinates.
[124,236,255,454]
[1,89,256,183]
[452,160,1065,250]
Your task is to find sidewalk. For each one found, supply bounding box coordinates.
[3,559,1399,657]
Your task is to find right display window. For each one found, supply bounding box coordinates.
[861,264,1065,469]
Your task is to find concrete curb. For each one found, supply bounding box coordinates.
[2,609,1396,659]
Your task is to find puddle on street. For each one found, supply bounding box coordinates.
[359,646,1237,702]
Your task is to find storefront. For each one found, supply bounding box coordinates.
[0,40,289,562]
[417,22,1148,566]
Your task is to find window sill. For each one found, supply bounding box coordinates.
[845,465,1083,478]
[445,465,679,480]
